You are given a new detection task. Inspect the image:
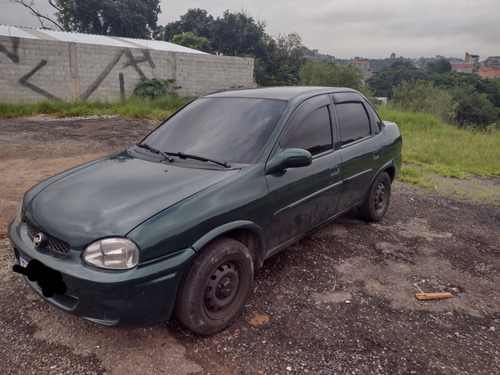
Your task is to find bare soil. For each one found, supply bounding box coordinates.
[0,116,499,375]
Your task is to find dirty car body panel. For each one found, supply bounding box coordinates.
[9,87,402,332]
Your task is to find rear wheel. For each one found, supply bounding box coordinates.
[359,172,392,222]
[175,237,254,335]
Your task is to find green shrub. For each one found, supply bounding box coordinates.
[391,80,456,124]
[451,87,499,129]
[133,78,180,100]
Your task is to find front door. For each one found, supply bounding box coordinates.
[265,95,343,251]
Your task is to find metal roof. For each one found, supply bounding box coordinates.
[0,24,208,54]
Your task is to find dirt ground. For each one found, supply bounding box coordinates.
[0,116,499,375]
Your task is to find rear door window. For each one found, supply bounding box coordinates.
[335,102,371,146]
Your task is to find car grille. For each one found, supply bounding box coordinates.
[25,220,71,254]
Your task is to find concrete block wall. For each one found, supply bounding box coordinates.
[175,53,255,96]
[0,37,73,102]
[0,35,255,103]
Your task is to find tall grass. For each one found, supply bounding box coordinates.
[0,95,193,121]
[1,99,498,183]
[378,108,500,183]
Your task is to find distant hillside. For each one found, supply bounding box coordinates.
[301,47,414,73]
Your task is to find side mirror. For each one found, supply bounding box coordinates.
[265,148,312,175]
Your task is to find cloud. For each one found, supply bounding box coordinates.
[267,0,500,58]
[1,0,499,59]
[1,0,57,28]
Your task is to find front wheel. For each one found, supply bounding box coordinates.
[359,172,392,222]
[175,237,254,335]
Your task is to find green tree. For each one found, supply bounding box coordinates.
[256,33,306,86]
[432,72,500,108]
[493,78,500,107]
[211,11,266,56]
[274,33,306,81]
[171,32,211,53]
[452,87,499,129]
[254,34,278,86]
[426,59,452,74]
[161,8,214,42]
[55,0,161,38]
[367,61,426,98]
[299,60,363,91]
[161,9,307,86]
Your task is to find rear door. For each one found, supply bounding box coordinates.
[332,93,383,213]
[265,94,343,251]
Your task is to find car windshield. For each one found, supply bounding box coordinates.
[142,97,288,164]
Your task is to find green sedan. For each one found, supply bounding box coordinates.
[9,87,402,335]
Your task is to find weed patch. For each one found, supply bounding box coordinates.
[0,96,193,121]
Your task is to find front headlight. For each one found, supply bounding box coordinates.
[83,238,139,270]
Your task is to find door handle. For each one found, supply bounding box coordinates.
[329,167,340,176]
[372,152,380,160]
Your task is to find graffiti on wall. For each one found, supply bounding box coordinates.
[20,59,62,101]
[80,48,155,101]
[0,36,156,101]
[0,37,19,63]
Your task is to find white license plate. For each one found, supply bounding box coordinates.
[19,252,30,268]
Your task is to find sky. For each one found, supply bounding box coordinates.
[1,0,499,60]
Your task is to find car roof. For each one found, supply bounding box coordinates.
[204,86,358,101]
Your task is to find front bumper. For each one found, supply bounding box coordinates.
[8,219,196,327]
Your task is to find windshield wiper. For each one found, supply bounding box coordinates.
[176,152,231,168]
[137,143,174,162]
[138,144,231,168]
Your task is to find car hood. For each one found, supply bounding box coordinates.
[25,152,239,249]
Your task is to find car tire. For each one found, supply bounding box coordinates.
[175,237,254,335]
[359,172,392,222]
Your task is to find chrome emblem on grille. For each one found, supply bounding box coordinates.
[33,233,47,248]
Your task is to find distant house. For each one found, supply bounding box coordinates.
[477,66,500,79]
[477,56,500,79]
[350,60,374,79]
[451,53,480,74]
[450,53,500,78]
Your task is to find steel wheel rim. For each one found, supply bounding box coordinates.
[374,181,387,213]
[204,261,240,319]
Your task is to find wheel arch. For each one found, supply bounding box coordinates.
[373,158,398,186]
[360,163,396,210]
[191,221,266,271]
[384,165,396,182]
